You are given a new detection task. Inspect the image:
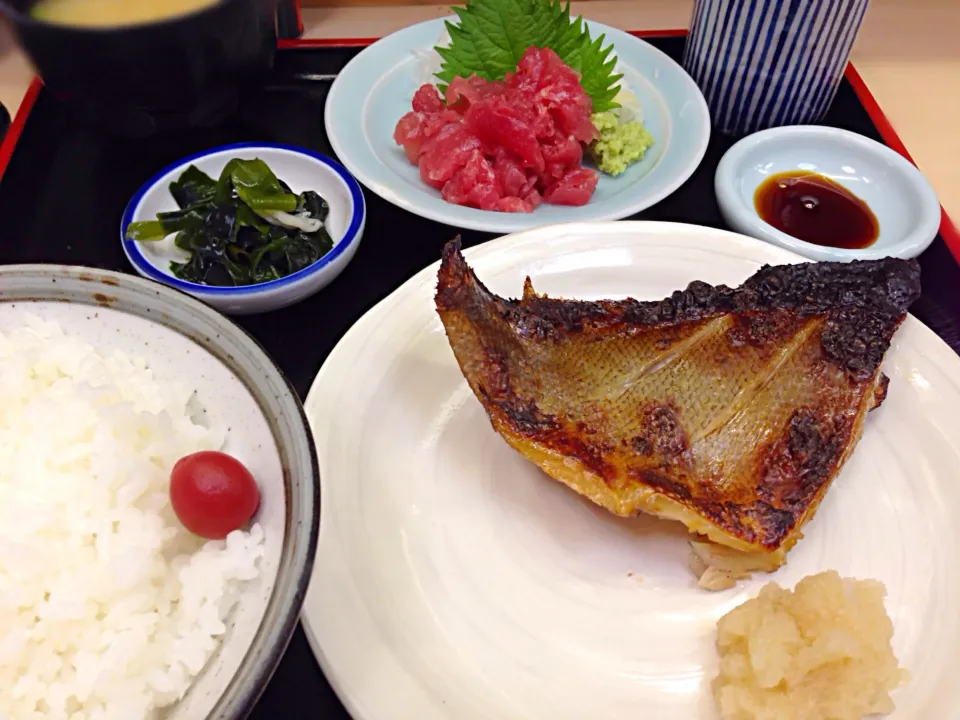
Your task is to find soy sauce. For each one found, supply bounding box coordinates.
[754,170,879,249]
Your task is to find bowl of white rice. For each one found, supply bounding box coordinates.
[0,264,319,719]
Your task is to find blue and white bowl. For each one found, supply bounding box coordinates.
[121,143,366,315]
[715,125,941,262]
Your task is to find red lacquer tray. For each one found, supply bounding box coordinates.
[0,30,956,718]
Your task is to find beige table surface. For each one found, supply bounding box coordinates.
[0,0,957,222]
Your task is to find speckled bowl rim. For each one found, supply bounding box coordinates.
[0,263,320,719]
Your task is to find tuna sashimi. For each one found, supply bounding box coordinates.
[495,196,533,213]
[541,134,583,181]
[393,47,599,213]
[464,101,544,173]
[412,84,444,114]
[393,112,423,164]
[417,124,481,190]
[543,167,600,205]
[441,150,502,210]
[493,151,528,197]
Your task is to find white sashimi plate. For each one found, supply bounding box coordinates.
[302,221,960,718]
[324,18,710,233]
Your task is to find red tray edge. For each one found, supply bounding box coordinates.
[4,29,957,264]
[0,76,41,184]
[295,2,304,35]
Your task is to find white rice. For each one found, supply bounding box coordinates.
[413,26,644,124]
[0,315,264,719]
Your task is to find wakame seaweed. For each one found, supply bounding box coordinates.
[125,158,335,287]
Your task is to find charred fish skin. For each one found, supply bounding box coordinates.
[438,238,921,379]
[436,238,921,563]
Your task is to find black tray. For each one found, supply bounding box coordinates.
[0,34,957,719]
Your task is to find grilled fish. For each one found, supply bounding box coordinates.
[435,239,921,579]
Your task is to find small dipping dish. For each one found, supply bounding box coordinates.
[715,125,940,261]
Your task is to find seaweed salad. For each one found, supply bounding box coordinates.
[126,158,334,286]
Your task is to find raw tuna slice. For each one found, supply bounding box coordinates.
[522,186,543,210]
[418,124,481,190]
[419,109,462,143]
[541,133,583,181]
[393,111,423,164]
[544,88,597,143]
[444,76,482,109]
[392,46,601,213]
[543,167,599,206]
[464,100,544,173]
[412,84,444,114]
[493,151,528,197]
[442,150,502,210]
[496,196,533,213]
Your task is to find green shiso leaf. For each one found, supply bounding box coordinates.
[434,0,622,113]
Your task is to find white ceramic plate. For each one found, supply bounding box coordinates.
[324,18,710,233]
[302,222,960,719]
